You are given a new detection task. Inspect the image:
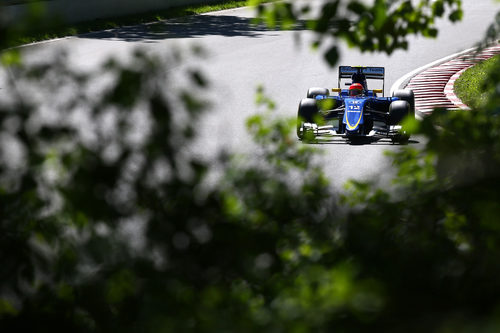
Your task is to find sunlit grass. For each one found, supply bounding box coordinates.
[454,54,500,109]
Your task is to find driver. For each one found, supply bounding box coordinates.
[349,83,364,97]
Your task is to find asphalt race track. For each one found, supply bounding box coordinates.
[14,0,500,190]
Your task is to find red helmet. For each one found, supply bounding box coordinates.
[349,83,364,96]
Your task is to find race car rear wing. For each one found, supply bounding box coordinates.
[338,66,385,79]
[338,66,385,92]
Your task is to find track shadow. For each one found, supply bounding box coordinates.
[80,15,306,42]
[302,137,420,146]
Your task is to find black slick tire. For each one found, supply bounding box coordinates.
[297,98,319,139]
[307,87,330,99]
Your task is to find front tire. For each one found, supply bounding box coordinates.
[388,100,411,143]
[392,89,415,118]
[297,98,319,139]
[388,100,410,125]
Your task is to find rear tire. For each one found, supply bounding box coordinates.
[297,98,319,139]
[307,87,329,99]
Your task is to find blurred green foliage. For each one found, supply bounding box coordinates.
[3,1,500,332]
[252,0,462,65]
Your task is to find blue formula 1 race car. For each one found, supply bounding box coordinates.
[297,66,415,143]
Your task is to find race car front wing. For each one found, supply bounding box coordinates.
[298,122,405,140]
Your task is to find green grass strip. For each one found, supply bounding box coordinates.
[454,54,500,109]
[8,0,274,48]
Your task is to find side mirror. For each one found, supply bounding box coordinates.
[373,89,383,94]
[331,88,341,93]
